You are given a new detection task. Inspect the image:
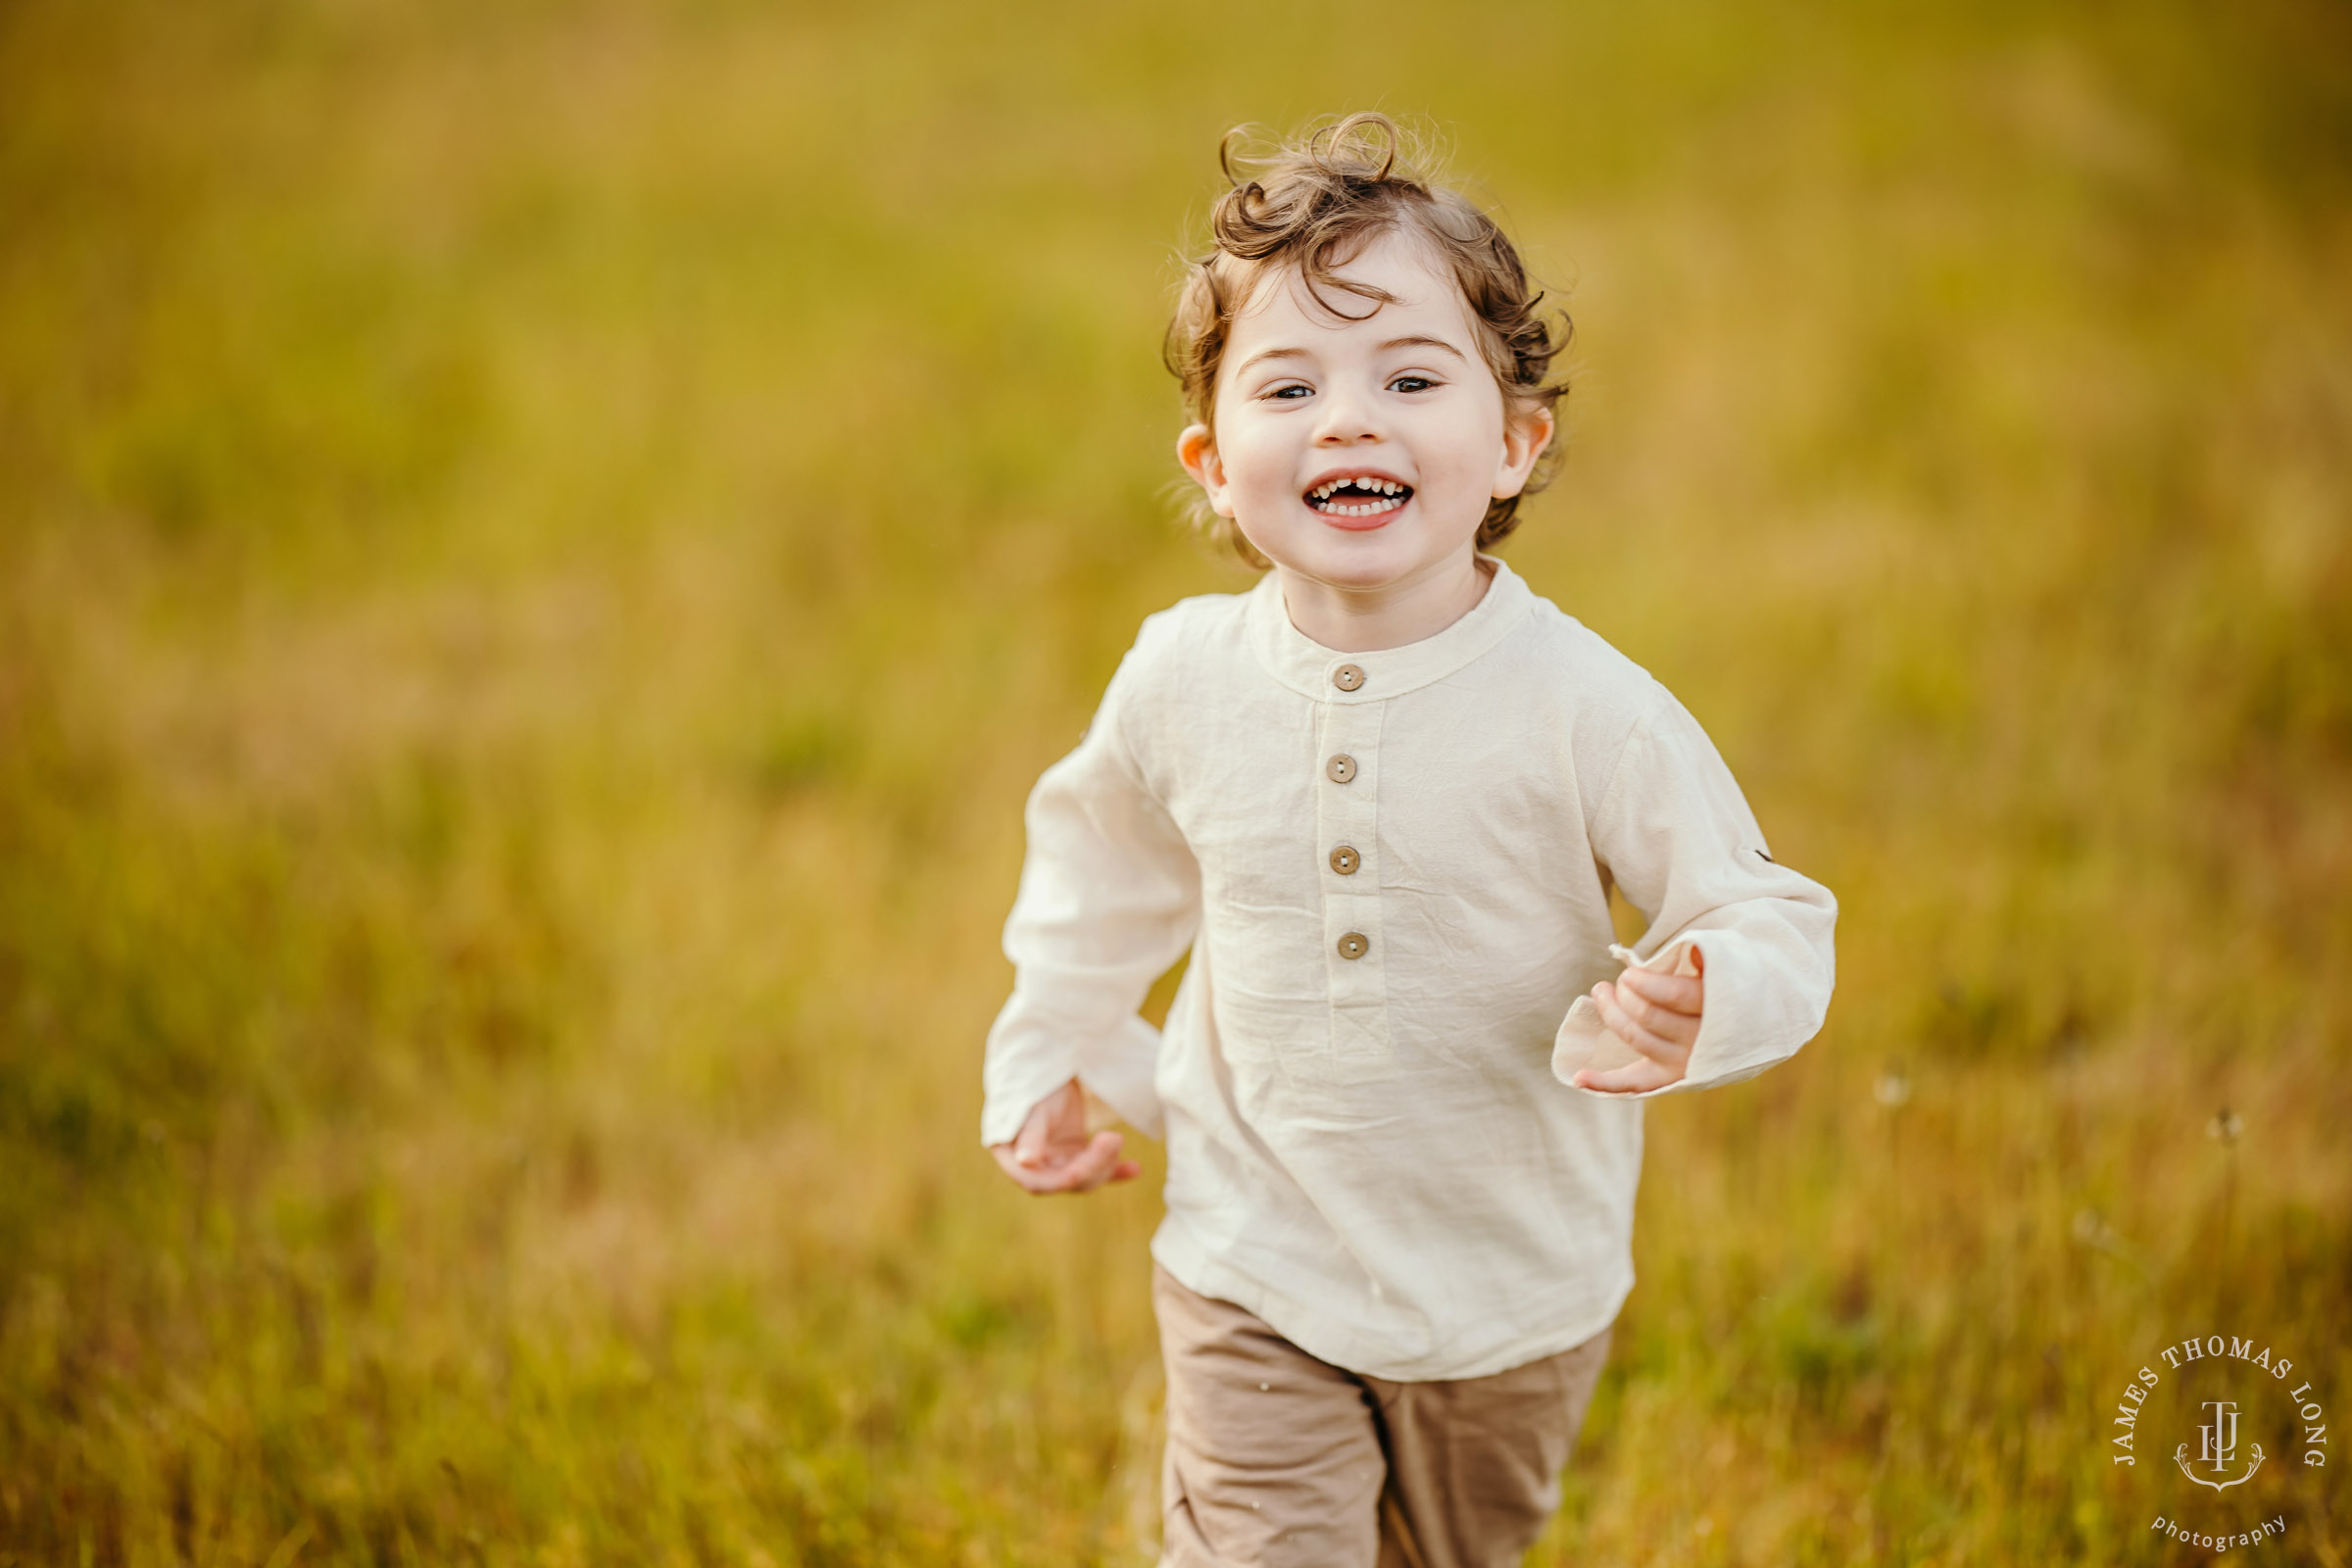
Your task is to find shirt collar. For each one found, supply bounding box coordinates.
[1244,555,1538,704]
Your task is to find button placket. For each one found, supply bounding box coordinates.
[1314,697,1387,1056]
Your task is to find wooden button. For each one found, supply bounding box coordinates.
[1325,754,1357,784]
[1332,663,1365,692]
[1336,932,1369,960]
[1329,845,1359,875]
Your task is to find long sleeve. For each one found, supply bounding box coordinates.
[988,564,1832,1380]
[979,647,1202,1148]
[1552,680,1838,1099]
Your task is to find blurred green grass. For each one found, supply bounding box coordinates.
[1,0,2347,1562]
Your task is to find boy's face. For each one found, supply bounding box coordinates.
[1178,229,1551,598]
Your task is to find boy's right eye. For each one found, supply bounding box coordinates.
[1266,383,1312,400]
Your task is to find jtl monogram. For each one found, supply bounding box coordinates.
[2178,1399,2265,1492]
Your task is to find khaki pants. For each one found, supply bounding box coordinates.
[1153,1263,1613,1568]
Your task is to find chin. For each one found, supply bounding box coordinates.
[1314,523,1453,567]
[1311,546,1417,580]
[1241,513,1469,587]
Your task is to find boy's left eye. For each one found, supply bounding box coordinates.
[1390,375,1438,393]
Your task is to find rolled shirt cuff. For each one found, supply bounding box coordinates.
[979,1012,1167,1148]
[1552,931,1788,1100]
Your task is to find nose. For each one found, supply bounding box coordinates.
[1311,377,1383,446]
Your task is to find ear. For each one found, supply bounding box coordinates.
[1491,403,1556,500]
[1177,423,1236,517]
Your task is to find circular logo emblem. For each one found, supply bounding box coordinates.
[2104,1333,2328,1553]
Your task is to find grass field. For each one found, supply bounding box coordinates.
[2,1,2348,1562]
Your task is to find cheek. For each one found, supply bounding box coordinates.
[1416,416,1498,491]
[1217,418,1298,493]
[1443,405,1511,485]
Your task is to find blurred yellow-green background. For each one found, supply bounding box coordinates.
[2,1,2347,1563]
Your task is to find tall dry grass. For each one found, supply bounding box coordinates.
[1,1,2347,1562]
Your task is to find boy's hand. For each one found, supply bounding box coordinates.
[990,1078,1142,1196]
[1572,946,1705,1095]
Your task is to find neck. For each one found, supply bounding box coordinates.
[1272,551,1495,654]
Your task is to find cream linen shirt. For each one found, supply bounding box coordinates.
[980,556,1838,1381]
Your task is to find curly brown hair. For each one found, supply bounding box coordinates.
[1164,112,1572,568]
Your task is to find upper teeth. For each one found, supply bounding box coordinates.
[1312,478,1404,500]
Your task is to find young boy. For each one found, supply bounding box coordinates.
[980,114,1837,1567]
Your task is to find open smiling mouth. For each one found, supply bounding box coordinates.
[1304,476,1413,517]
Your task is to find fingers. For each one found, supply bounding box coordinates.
[1613,962,1704,1019]
[1590,980,1693,1075]
[1011,1079,1082,1170]
[991,1130,1140,1196]
[995,1140,1077,1194]
[998,1080,1144,1196]
[1059,1131,1130,1193]
[1577,967,1702,1094]
[1597,973,1700,1050]
[1573,1056,1683,1095]
[1012,1114,1048,1171]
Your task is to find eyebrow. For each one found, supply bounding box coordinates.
[1373,334,1470,361]
[1231,335,1472,379]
